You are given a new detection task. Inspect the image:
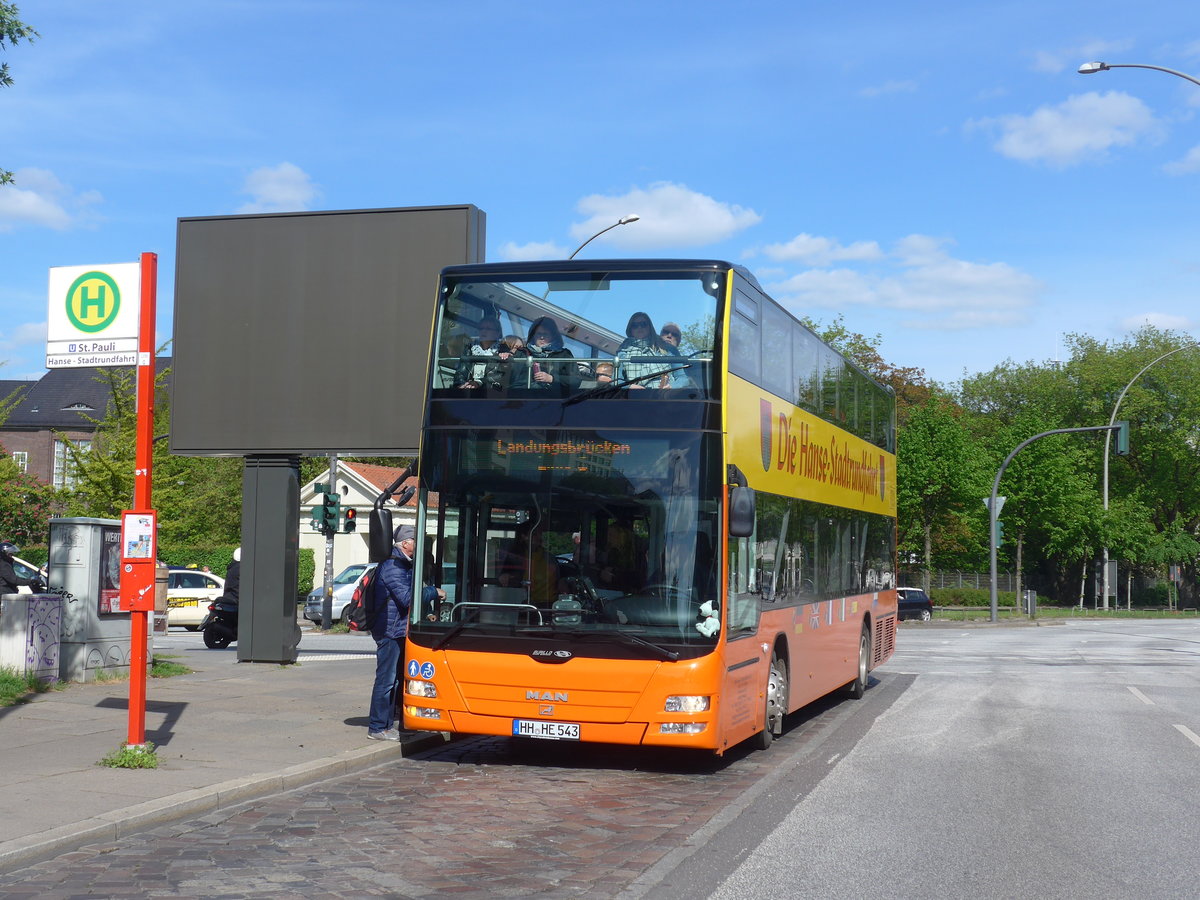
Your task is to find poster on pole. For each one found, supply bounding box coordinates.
[46,262,141,368]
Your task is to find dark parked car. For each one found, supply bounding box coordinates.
[896,587,933,622]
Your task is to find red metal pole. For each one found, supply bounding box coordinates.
[127,252,157,746]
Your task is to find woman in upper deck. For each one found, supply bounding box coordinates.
[604,312,686,389]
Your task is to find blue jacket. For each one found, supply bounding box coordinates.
[371,547,413,640]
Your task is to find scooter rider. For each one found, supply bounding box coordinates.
[1,541,44,594]
[222,547,240,603]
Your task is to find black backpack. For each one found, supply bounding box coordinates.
[346,565,379,632]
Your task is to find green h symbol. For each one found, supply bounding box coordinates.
[79,283,107,318]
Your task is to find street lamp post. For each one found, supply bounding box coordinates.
[1077,60,1200,609]
[1078,60,1200,88]
[568,214,640,259]
[1100,346,1198,609]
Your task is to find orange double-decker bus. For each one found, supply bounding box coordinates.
[397,259,897,753]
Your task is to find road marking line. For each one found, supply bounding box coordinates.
[1126,686,1155,705]
[1173,724,1200,749]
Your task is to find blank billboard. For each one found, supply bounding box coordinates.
[171,205,484,456]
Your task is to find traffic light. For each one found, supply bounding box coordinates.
[1115,420,1130,456]
[342,507,358,533]
[995,520,1004,547]
[321,492,341,533]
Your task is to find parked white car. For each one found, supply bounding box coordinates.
[166,567,226,630]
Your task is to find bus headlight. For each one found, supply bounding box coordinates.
[660,722,707,734]
[664,695,710,713]
[404,706,443,720]
[406,679,438,698]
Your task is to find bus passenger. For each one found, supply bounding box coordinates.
[454,316,516,390]
[523,316,580,393]
[658,322,692,388]
[608,312,684,389]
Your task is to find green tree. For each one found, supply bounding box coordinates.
[896,395,989,590]
[61,366,246,547]
[0,453,56,546]
[0,3,37,185]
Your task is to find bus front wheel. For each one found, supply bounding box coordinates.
[847,625,869,699]
[752,652,787,750]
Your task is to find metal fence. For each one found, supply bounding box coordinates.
[902,571,1018,592]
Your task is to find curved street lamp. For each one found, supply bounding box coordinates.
[568,214,640,259]
[1076,60,1200,608]
[1100,345,1199,609]
[1077,60,1200,88]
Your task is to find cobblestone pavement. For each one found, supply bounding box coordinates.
[0,685,883,899]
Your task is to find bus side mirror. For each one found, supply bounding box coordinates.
[729,486,756,537]
[368,508,394,562]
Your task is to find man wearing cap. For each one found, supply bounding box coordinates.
[366,525,418,741]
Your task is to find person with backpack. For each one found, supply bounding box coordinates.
[366,525,432,741]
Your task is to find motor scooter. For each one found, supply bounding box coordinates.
[200,596,239,649]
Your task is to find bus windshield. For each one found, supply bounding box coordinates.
[429,268,720,400]
[412,428,724,660]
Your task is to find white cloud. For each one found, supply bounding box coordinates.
[570,182,761,249]
[769,268,878,308]
[766,233,1041,330]
[970,91,1162,167]
[0,320,47,355]
[1163,143,1200,175]
[498,240,569,261]
[0,168,102,232]
[236,162,319,214]
[859,80,918,98]
[1119,311,1196,331]
[760,233,883,266]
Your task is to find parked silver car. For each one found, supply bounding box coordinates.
[303,563,375,626]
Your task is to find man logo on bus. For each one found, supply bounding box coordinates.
[65,271,121,334]
[760,399,773,472]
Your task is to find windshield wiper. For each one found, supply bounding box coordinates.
[432,620,471,650]
[566,628,680,661]
[562,364,691,406]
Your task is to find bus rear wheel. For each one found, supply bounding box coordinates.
[752,652,787,750]
[847,625,869,699]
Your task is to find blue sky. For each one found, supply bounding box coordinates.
[2,1,1198,385]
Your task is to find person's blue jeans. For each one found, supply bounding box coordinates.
[369,636,404,733]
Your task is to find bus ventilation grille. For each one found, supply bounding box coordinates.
[873,615,896,667]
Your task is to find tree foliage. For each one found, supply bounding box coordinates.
[0,3,37,185]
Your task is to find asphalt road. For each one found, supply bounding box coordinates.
[4,620,1197,898]
[674,619,1200,900]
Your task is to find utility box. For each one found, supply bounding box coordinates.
[49,517,149,682]
[0,593,62,683]
[1023,590,1038,617]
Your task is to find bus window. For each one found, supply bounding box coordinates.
[729,292,760,383]
[794,328,821,414]
[761,302,793,403]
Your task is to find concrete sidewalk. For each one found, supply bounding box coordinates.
[0,632,445,874]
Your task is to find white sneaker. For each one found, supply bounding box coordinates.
[367,728,400,742]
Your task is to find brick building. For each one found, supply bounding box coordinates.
[0,360,171,487]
